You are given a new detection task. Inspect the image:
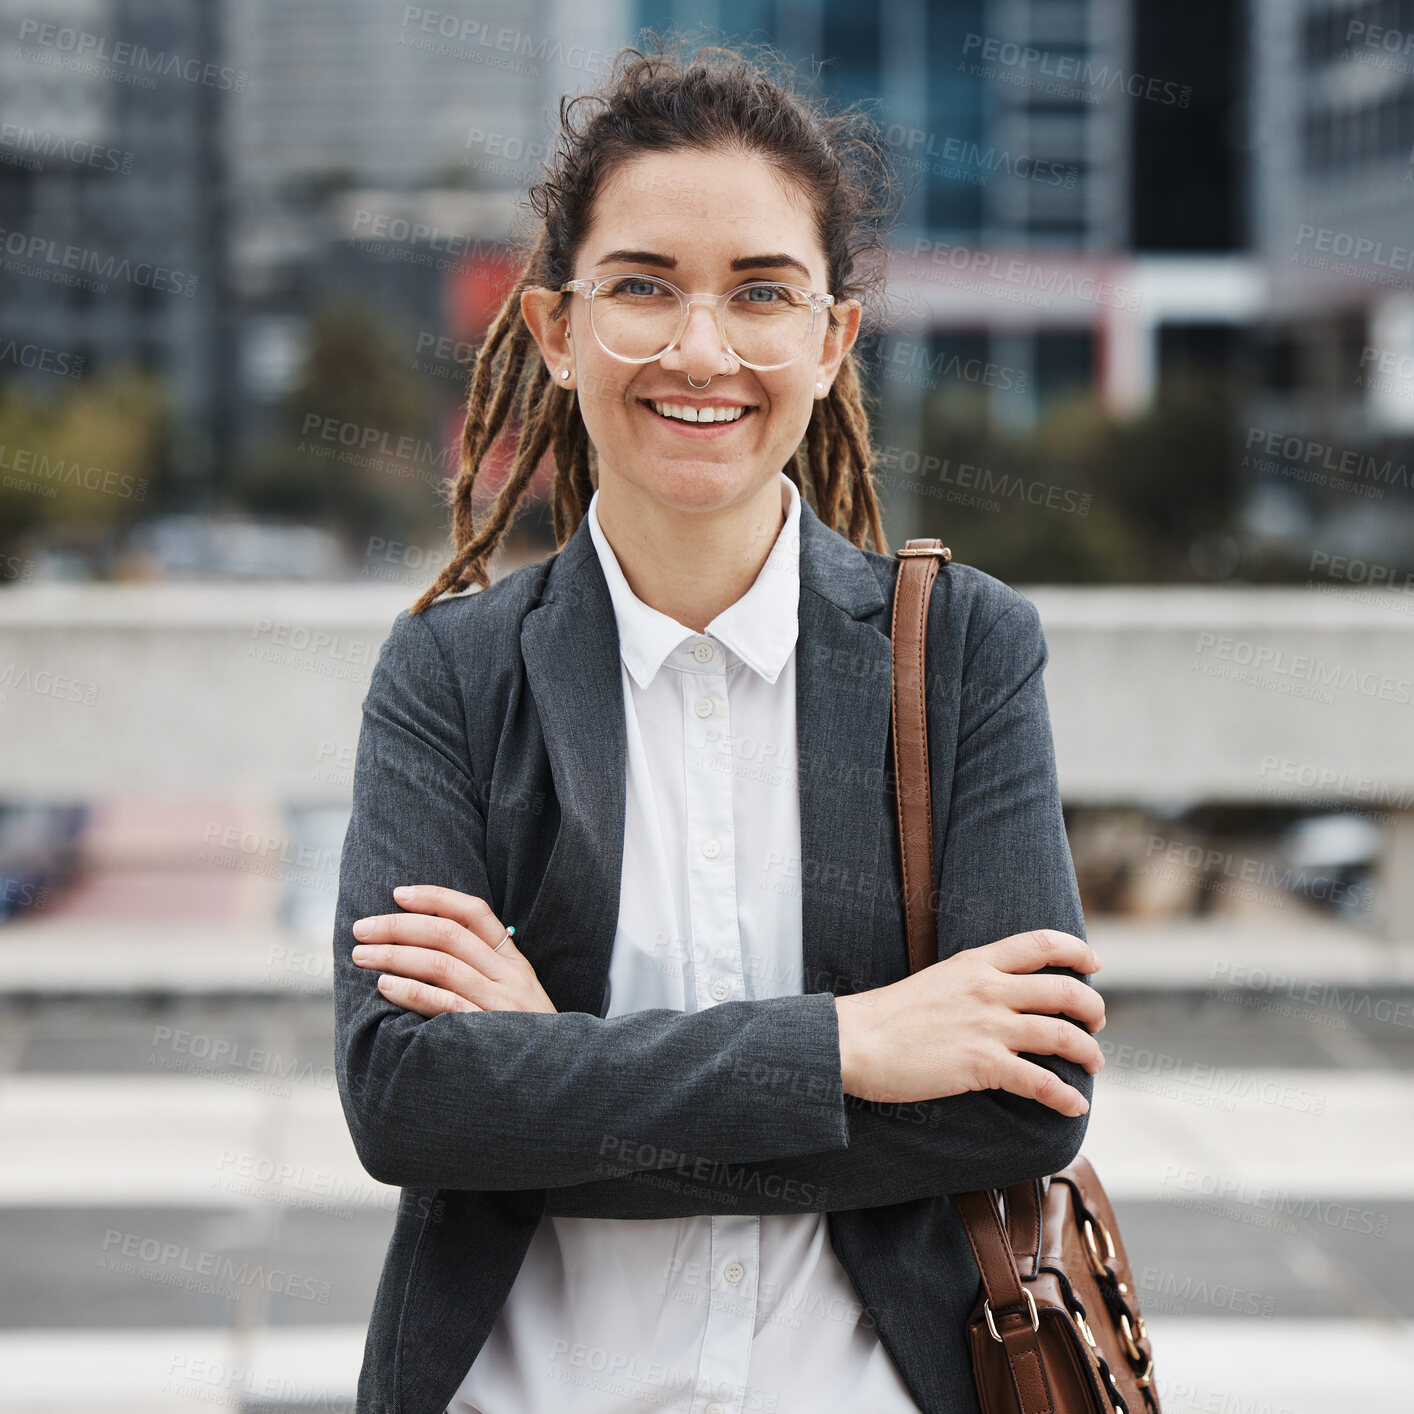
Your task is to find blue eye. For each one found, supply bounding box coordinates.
[604,276,664,298]
[734,283,805,309]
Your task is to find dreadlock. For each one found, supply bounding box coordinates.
[411,34,901,614]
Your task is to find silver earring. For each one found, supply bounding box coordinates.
[560,369,570,380]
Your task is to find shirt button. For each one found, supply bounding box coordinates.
[701,839,721,859]
[710,977,730,1001]
[706,1406,725,1414]
[693,641,715,662]
[694,697,714,718]
[724,1261,745,1285]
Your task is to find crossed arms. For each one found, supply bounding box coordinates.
[332,595,1093,1210]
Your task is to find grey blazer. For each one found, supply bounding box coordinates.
[332,491,1093,1414]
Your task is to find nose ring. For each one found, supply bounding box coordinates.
[687,374,712,389]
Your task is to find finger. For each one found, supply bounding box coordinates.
[1010,1013,1106,1074]
[390,885,507,950]
[353,943,485,1002]
[990,928,1101,978]
[1003,973,1106,1032]
[485,925,522,961]
[997,1054,1091,1117]
[352,912,509,974]
[374,973,482,1018]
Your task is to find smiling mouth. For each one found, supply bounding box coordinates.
[640,398,756,425]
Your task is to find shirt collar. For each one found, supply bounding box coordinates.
[586,471,800,689]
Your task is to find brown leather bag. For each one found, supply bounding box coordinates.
[891,539,1162,1414]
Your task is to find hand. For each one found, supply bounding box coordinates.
[833,929,1104,1117]
[350,885,557,1017]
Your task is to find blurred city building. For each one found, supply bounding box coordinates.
[223,0,631,470]
[1242,0,1414,564]
[637,0,1248,419]
[2,0,1412,573]
[0,0,233,495]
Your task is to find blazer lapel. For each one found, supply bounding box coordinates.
[795,499,906,995]
[519,516,627,1017]
[518,493,903,1016]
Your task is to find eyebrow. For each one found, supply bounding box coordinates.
[593,249,814,281]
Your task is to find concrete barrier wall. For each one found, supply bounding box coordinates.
[0,581,1410,808]
[1027,586,1414,808]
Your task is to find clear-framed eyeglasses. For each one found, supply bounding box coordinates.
[559,273,836,372]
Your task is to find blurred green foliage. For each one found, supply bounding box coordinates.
[232,297,449,547]
[0,364,170,558]
[0,323,1257,585]
[903,368,1240,582]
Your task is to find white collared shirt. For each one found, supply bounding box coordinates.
[451,470,922,1414]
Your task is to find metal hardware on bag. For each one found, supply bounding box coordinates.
[1119,1307,1157,1388]
[895,545,952,560]
[1119,1312,1146,1362]
[1083,1215,1116,1277]
[983,1286,1038,1342]
[1071,1307,1098,1349]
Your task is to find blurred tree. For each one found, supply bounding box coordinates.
[0,365,170,573]
[232,296,448,548]
[912,368,1240,583]
[291,166,359,203]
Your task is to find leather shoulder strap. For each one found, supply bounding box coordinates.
[953,1189,1058,1414]
[892,540,1056,1414]
[1003,1177,1044,1277]
[890,539,950,976]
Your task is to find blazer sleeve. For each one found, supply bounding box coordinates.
[543,588,1095,1218]
[333,606,854,1192]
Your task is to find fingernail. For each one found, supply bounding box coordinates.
[1078,1099,1090,1114]
[352,945,370,961]
[394,886,413,898]
[353,920,371,937]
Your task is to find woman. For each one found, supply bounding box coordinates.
[333,40,1105,1414]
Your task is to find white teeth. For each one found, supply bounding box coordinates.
[649,401,746,424]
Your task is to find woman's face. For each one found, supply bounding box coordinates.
[523,147,861,517]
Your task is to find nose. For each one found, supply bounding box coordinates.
[659,298,737,381]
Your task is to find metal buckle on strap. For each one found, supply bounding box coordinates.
[895,545,952,560]
[983,1286,1039,1342]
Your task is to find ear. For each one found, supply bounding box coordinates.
[520,287,575,386]
[813,298,863,397]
